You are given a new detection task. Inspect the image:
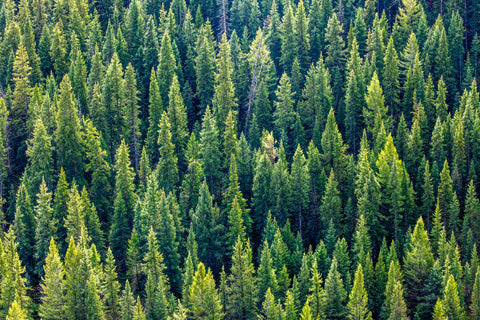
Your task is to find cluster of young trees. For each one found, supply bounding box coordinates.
[1,0,480,318]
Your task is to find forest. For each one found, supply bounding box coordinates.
[0,0,480,318]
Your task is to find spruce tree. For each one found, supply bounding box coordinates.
[188,262,224,319]
[0,229,29,317]
[213,34,237,133]
[13,182,35,278]
[110,140,136,274]
[157,112,179,193]
[40,238,65,320]
[56,74,84,182]
[122,63,141,172]
[10,42,32,176]
[325,257,347,319]
[34,179,56,277]
[199,107,221,196]
[382,37,400,123]
[226,237,257,319]
[347,264,373,320]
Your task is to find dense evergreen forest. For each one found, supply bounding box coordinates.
[2,0,480,318]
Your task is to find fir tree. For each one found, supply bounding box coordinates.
[110,140,136,274]
[347,264,373,320]
[157,112,179,193]
[34,178,56,277]
[188,262,224,319]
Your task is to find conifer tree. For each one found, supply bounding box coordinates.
[56,74,84,182]
[188,262,224,319]
[471,266,480,320]
[290,145,310,236]
[388,281,407,320]
[383,37,400,122]
[194,23,217,117]
[143,227,169,320]
[294,0,310,71]
[325,257,347,319]
[40,238,65,320]
[273,72,295,148]
[102,53,126,158]
[6,298,28,320]
[34,179,55,276]
[226,237,257,319]
[324,13,345,103]
[13,182,35,277]
[404,218,434,311]
[347,264,373,320]
[199,107,221,195]
[308,258,327,319]
[25,119,53,193]
[10,42,32,175]
[83,119,112,227]
[146,70,163,162]
[280,5,296,73]
[120,281,135,320]
[157,112,179,193]
[443,274,465,320]
[110,140,136,273]
[122,63,141,172]
[192,181,224,273]
[103,248,121,319]
[213,34,237,132]
[0,229,29,317]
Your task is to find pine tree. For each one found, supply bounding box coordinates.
[34,179,56,277]
[199,107,221,195]
[0,229,29,316]
[25,119,53,193]
[157,112,179,193]
[383,37,400,123]
[40,238,65,320]
[347,264,373,320]
[471,266,480,320]
[122,63,141,172]
[13,182,35,278]
[273,72,295,149]
[319,169,341,234]
[110,140,136,274]
[102,53,126,158]
[56,74,84,182]
[213,34,237,132]
[290,145,311,236]
[325,257,347,319]
[226,237,257,319]
[279,5,297,73]
[146,69,163,163]
[10,42,32,176]
[167,74,188,166]
[257,240,278,301]
[192,181,224,273]
[50,21,68,81]
[103,248,121,319]
[83,119,112,228]
[388,281,407,320]
[363,71,390,135]
[157,193,182,294]
[188,262,224,319]
[120,281,135,320]
[194,23,217,117]
[6,298,28,320]
[307,258,326,319]
[143,227,169,320]
[294,0,310,71]
[443,274,465,320]
[404,218,434,311]
[324,13,345,104]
